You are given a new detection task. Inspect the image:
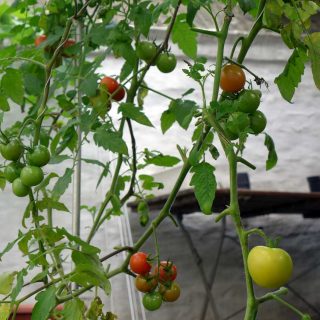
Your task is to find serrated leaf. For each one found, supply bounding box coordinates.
[139,174,164,191]
[186,1,200,26]
[93,127,128,155]
[34,172,59,192]
[147,155,180,167]
[10,268,27,301]
[190,162,216,215]
[1,68,24,105]
[160,109,175,134]
[32,286,56,320]
[137,201,149,227]
[62,298,85,320]
[172,14,197,59]
[130,3,152,37]
[0,95,9,112]
[264,133,278,170]
[263,0,282,29]
[0,272,16,295]
[119,103,153,127]
[52,168,73,200]
[305,32,320,89]
[169,99,197,130]
[80,73,99,97]
[37,198,69,213]
[274,47,308,102]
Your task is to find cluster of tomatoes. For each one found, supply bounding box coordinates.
[129,252,180,311]
[136,41,177,73]
[0,140,50,197]
[219,64,267,140]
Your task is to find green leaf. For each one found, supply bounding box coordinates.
[160,109,175,134]
[0,272,16,295]
[119,103,153,127]
[238,0,257,14]
[0,171,6,190]
[37,198,69,213]
[1,68,24,105]
[263,0,283,29]
[94,126,128,155]
[137,201,149,227]
[172,14,197,59]
[32,286,57,320]
[274,47,308,102]
[80,73,99,97]
[305,32,320,89]
[190,162,216,215]
[139,174,164,191]
[0,304,10,320]
[11,269,27,301]
[130,3,152,37]
[52,168,73,200]
[62,298,85,320]
[147,155,180,167]
[264,133,278,170]
[0,95,9,112]
[170,99,197,130]
[34,172,59,192]
[186,1,200,26]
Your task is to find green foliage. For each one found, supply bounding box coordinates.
[119,103,153,127]
[264,133,278,170]
[32,286,57,320]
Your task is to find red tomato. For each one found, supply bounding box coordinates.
[100,76,125,101]
[130,252,152,275]
[154,261,177,283]
[35,35,47,47]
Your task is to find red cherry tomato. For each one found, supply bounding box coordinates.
[130,252,152,275]
[220,64,246,93]
[35,35,47,47]
[100,76,125,101]
[154,261,177,283]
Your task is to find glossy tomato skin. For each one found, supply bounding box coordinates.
[143,292,162,311]
[159,282,181,302]
[12,178,30,197]
[250,111,267,134]
[154,261,177,283]
[220,64,246,93]
[136,41,157,62]
[62,39,76,58]
[0,140,24,161]
[235,89,261,114]
[20,166,44,187]
[35,35,47,47]
[135,274,158,293]
[27,145,50,167]
[248,246,293,289]
[100,77,125,101]
[4,162,24,183]
[130,252,152,275]
[156,53,177,73]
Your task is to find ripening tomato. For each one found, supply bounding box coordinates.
[4,162,24,183]
[220,64,246,93]
[248,246,293,289]
[130,252,152,275]
[100,76,125,101]
[12,178,30,197]
[250,111,267,134]
[159,282,181,302]
[156,53,177,73]
[35,35,47,47]
[27,145,50,167]
[135,274,158,293]
[0,140,24,161]
[20,166,44,187]
[143,292,162,311]
[62,39,76,58]
[154,261,177,283]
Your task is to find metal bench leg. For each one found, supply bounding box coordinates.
[176,214,221,320]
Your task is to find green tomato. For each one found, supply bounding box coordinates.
[221,122,239,141]
[4,162,24,183]
[143,292,163,311]
[0,140,24,161]
[89,89,112,118]
[136,41,157,62]
[20,166,44,187]
[227,112,250,135]
[248,246,293,289]
[156,53,177,73]
[235,89,261,114]
[12,178,30,197]
[250,111,267,134]
[27,145,50,167]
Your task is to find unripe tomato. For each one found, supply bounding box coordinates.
[35,35,47,47]
[89,90,112,116]
[12,178,30,197]
[156,53,177,73]
[27,145,50,167]
[20,166,44,187]
[227,112,250,135]
[135,274,158,293]
[159,282,181,302]
[62,39,76,58]
[235,89,261,113]
[248,246,293,289]
[0,140,24,161]
[4,162,24,183]
[136,41,157,62]
[250,111,267,134]
[100,76,125,102]
[143,292,162,311]
[220,64,246,93]
[154,261,177,283]
[130,252,152,275]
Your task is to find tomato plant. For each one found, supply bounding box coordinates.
[142,292,163,311]
[248,246,293,289]
[220,64,246,93]
[130,252,152,275]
